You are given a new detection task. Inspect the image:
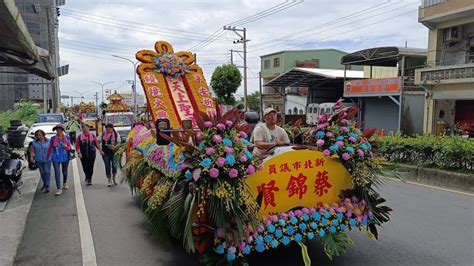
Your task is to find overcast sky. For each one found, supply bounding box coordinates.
[58,0,428,103]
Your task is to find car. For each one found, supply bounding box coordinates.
[103,112,136,141]
[23,123,57,149]
[38,113,66,123]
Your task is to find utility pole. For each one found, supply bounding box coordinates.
[223,26,250,111]
[230,49,233,65]
[94,92,99,116]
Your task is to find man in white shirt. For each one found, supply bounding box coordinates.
[251,107,290,157]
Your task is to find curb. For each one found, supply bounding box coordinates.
[395,164,474,193]
[0,169,39,266]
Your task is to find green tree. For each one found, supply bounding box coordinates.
[246,91,261,112]
[210,64,242,105]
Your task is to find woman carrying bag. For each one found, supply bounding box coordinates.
[100,123,121,187]
[76,124,104,185]
[29,130,52,193]
[47,124,72,196]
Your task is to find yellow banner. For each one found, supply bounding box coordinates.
[246,150,352,216]
[165,76,196,126]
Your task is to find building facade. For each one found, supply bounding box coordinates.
[118,92,146,108]
[415,0,474,135]
[0,0,63,111]
[260,49,362,113]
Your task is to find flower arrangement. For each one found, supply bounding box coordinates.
[153,51,189,78]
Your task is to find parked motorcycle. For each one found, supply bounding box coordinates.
[0,139,25,202]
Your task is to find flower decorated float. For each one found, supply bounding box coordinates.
[117,41,393,265]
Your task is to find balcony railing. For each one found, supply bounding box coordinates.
[416,63,474,84]
[421,0,448,8]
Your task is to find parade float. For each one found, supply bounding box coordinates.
[117,41,393,265]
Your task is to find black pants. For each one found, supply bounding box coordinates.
[80,156,96,182]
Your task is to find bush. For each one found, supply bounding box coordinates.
[376,134,474,173]
[0,102,40,130]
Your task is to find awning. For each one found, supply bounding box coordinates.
[265,67,364,87]
[0,0,54,80]
[433,89,474,100]
[341,46,427,67]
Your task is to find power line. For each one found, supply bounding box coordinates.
[249,1,418,52]
[227,0,303,27]
[249,0,397,49]
[61,8,234,40]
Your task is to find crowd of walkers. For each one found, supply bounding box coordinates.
[29,121,121,196]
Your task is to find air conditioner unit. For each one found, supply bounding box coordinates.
[443,27,462,42]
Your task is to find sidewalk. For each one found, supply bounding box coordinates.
[0,169,39,266]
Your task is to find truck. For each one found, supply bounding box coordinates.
[102,112,135,141]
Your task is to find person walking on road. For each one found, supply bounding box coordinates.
[100,123,120,187]
[29,130,52,193]
[47,124,72,196]
[66,117,81,146]
[76,124,104,185]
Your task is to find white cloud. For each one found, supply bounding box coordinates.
[58,0,428,103]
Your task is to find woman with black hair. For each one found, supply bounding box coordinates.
[29,130,51,193]
[100,123,121,187]
[76,124,104,185]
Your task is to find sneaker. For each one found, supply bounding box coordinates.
[63,183,69,189]
[55,189,62,196]
[107,180,112,187]
[86,180,92,186]
[44,187,50,193]
[113,180,118,186]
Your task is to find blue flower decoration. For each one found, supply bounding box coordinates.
[275,229,283,238]
[346,146,355,153]
[349,132,357,138]
[360,143,369,150]
[198,143,205,150]
[312,212,321,221]
[243,245,251,255]
[319,229,326,238]
[222,138,232,146]
[282,236,290,245]
[256,236,264,244]
[310,222,318,230]
[271,239,279,248]
[267,224,276,233]
[199,158,212,167]
[225,154,235,166]
[286,226,295,235]
[367,142,372,150]
[185,170,192,180]
[322,219,328,226]
[299,223,307,231]
[256,243,265,252]
[302,214,310,221]
[336,136,344,141]
[290,217,298,225]
[316,131,325,139]
[329,144,339,151]
[332,219,339,226]
[324,211,331,218]
[215,245,225,254]
[350,219,356,226]
[226,252,236,261]
[278,219,286,226]
[295,234,303,242]
[336,212,343,220]
[242,139,250,145]
[362,218,368,226]
[307,232,315,240]
[264,235,273,243]
[340,224,347,231]
[245,150,253,159]
[329,226,336,233]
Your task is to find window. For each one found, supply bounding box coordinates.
[273,58,280,68]
[288,109,292,115]
[293,107,298,114]
[264,60,270,69]
[308,107,313,113]
[299,109,303,115]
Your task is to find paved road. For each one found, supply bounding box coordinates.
[14,156,474,266]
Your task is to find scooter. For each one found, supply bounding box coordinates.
[0,139,25,202]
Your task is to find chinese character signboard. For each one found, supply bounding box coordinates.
[344,77,400,97]
[246,150,352,216]
[136,41,217,129]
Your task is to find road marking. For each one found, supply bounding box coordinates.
[382,176,474,197]
[72,159,98,266]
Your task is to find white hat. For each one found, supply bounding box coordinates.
[263,107,277,116]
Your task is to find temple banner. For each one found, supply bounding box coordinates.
[246,149,352,216]
[344,77,401,97]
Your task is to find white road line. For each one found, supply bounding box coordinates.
[72,159,98,266]
[382,176,474,197]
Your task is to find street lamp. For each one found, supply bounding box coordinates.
[111,54,139,114]
[73,91,84,102]
[90,81,114,104]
